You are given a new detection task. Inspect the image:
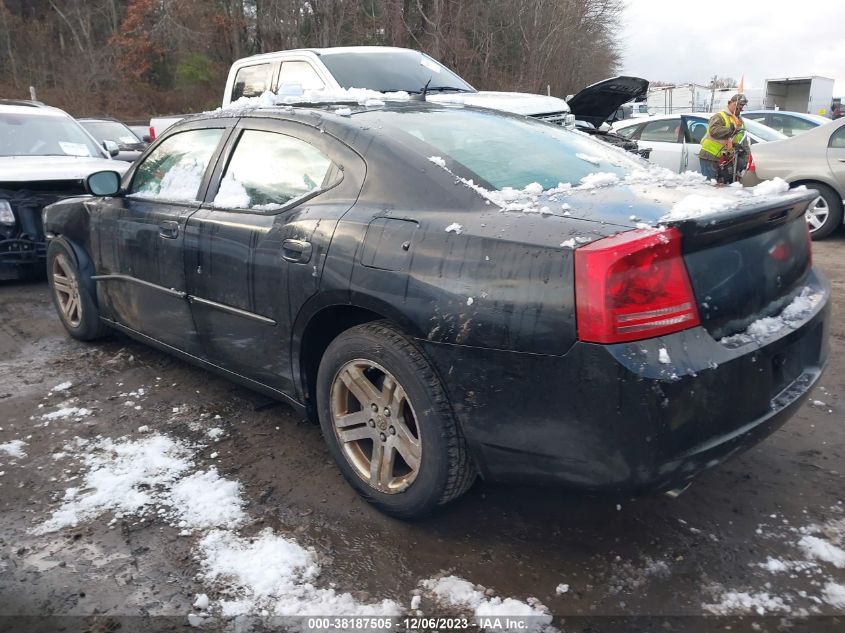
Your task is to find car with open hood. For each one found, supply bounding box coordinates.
[567,75,650,157]
[44,99,829,518]
[0,100,129,280]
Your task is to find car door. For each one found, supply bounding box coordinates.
[634,118,684,171]
[94,124,230,355]
[681,115,709,173]
[828,125,845,191]
[183,118,364,396]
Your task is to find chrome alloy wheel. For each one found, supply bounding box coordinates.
[806,194,830,234]
[52,254,82,327]
[330,360,422,494]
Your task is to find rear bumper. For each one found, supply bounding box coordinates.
[418,270,830,492]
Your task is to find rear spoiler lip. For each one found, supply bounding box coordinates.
[660,189,817,252]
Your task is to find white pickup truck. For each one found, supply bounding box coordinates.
[150,46,574,138]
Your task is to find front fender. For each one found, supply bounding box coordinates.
[43,196,94,248]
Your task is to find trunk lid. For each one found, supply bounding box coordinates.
[663,189,815,340]
[493,178,816,341]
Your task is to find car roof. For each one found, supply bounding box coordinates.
[744,110,830,123]
[188,97,457,120]
[232,46,420,65]
[174,99,545,147]
[0,102,70,117]
[78,117,127,124]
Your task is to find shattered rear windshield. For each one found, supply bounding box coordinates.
[371,108,644,190]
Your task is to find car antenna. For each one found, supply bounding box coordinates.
[412,78,432,102]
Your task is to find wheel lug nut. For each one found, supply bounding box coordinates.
[389,426,395,435]
[379,433,386,442]
[371,404,378,412]
[383,408,391,417]
[368,419,375,427]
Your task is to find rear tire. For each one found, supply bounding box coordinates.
[316,321,475,519]
[801,182,843,240]
[47,240,109,341]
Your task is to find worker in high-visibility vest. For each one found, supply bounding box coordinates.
[699,93,750,184]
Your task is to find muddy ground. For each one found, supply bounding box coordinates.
[1,237,844,633]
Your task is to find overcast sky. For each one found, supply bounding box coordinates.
[619,0,845,98]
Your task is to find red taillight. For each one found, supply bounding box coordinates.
[747,153,755,173]
[148,126,156,141]
[574,227,701,343]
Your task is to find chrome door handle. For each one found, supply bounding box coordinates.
[282,239,312,263]
[159,220,179,239]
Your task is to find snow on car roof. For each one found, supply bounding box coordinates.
[216,87,412,114]
[0,104,68,117]
[230,46,419,65]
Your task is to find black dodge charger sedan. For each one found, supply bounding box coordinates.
[42,100,829,518]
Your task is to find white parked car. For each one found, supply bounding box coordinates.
[742,110,832,137]
[0,100,129,280]
[611,113,787,174]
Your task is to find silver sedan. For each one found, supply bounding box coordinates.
[743,117,845,239]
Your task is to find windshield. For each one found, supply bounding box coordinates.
[370,108,644,190]
[80,120,140,144]
[0,112,104,158]
[742,118,787,141]
[320,50,475,94]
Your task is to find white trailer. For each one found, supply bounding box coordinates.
[763,76,835,115]
[646,84,710,115]
[710,88,766,112]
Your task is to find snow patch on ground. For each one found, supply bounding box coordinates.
[422,576,552,631]
[0,439,27,459]
[198,529,400,617]
[703,590,792,615]
[50,381,72,392]
[40,406,92,421]
[798,535,845,568]
[35,435,193,533]
[823,582,845,608]
[35,433,402,618]
[170,469,246,532]
[207,427,226,441]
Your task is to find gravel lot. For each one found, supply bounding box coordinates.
[1,237,844,633]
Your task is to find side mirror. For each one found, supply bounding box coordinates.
[142,134,151,143]
[103,140,119,157]
[86,170,122,196]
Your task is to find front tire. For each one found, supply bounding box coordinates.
[803,182,843,240]
[47,240,109,341]
[316,321,475,519]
